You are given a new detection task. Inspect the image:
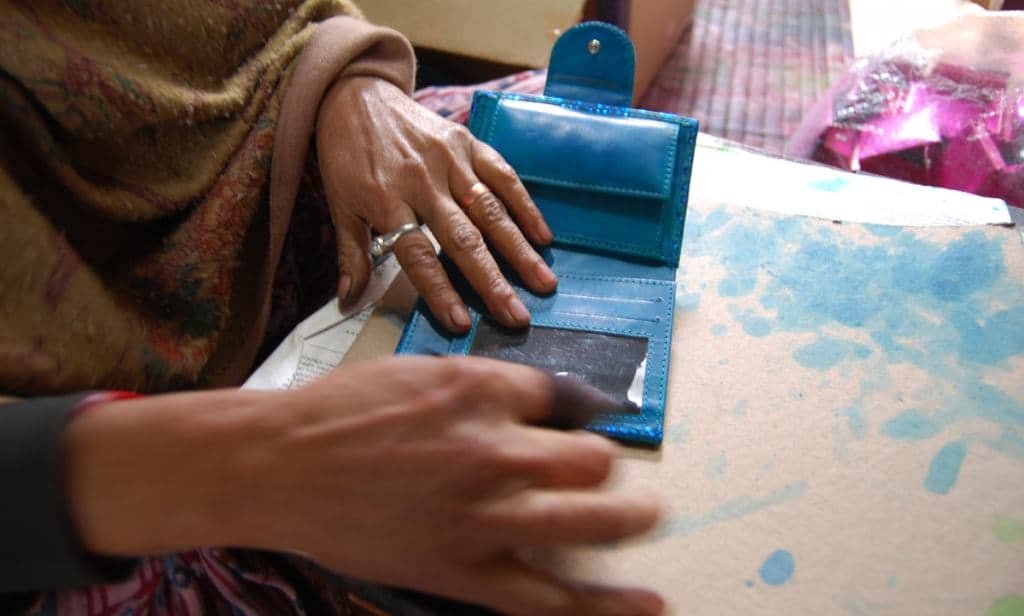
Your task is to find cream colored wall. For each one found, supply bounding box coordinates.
[359,0,586,67]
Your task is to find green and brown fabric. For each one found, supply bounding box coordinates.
[0,0,414,396]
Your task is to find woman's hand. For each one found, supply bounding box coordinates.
[316,77,557,333]
[65,356,664,616]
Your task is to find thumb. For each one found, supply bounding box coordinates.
[334,213,372,307]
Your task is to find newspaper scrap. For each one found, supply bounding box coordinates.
[243,255,403,390]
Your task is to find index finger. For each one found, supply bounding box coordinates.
[385,210,474,334]
[453,357,634,429]
[472,140,553,246]
[426,197,532,330]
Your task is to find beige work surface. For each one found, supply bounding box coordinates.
[343,196,1024,614]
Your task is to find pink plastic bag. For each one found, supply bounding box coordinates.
[787,13,1024,208]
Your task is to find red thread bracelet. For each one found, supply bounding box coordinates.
[71,391,144,419]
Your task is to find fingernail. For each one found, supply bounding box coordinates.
[338,274,352,304]
[505,296,530,326]
[534,261,557,289]
[449,304,472,331]
[543,373,634,429]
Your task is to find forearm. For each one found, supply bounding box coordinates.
[13,357,667,615]
[63,389,286,559]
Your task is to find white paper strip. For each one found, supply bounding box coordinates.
[692,134,1012,227]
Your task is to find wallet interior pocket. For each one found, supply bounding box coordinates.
[468,321,649,409]
[445,273,674,443]
[395,269,675,444]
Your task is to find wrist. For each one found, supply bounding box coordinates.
[317,75,401,134]
[63,388,284,557]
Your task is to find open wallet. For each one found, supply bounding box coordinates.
[396,22,698,445]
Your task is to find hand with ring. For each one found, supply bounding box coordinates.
[317,76,558,333]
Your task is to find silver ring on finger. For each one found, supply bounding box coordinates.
[370,222,421,257]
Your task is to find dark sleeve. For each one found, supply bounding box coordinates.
[0,395,138,593]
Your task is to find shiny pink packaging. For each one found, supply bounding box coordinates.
[787,13,1024,209]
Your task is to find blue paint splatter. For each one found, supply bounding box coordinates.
[811,177,849,192]
[719,276,756,297]
[766,237,885,328]
[966,381,1024,426]
[794,338,850,371]
[882,410,944,441]
[836,406,867,439]
[886,575,897,588]
[702,209,732,233]
[951,307,1024,365]
[680,208,1024,470]
[744,580,755,588]
[850,343,872,359]
[924,441,967,495]
[927,233,1004,302]
[666,417,691,446]
[742,316,772,337]
[700,220,780,301]
[711,323,728,337]
[728,306,773,338]
[705,451,727,481]
[759,550,795,585]
[731,399,749,418]
[661,482,807,538]
[792,338,870,372]
[676,291,701,311]
[866,224,902,237]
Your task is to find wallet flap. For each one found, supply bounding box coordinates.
[468,91,697,265]
[544,21,635,106]
[488,98,678,199]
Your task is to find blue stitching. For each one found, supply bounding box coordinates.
[555,272,674,287]
[448,313,481,355]
[395,310,421,354]
[660,125,680,195]
[518,173,668,199]
[530,318,651,340]
[555,291,662,304]
[549,310,662,325]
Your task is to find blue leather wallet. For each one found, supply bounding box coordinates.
[396,22,698,445]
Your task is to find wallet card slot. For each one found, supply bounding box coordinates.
[549,310,662,325]
[516,273,674,324]
[522,297,665,324]
[556,291,663,305]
